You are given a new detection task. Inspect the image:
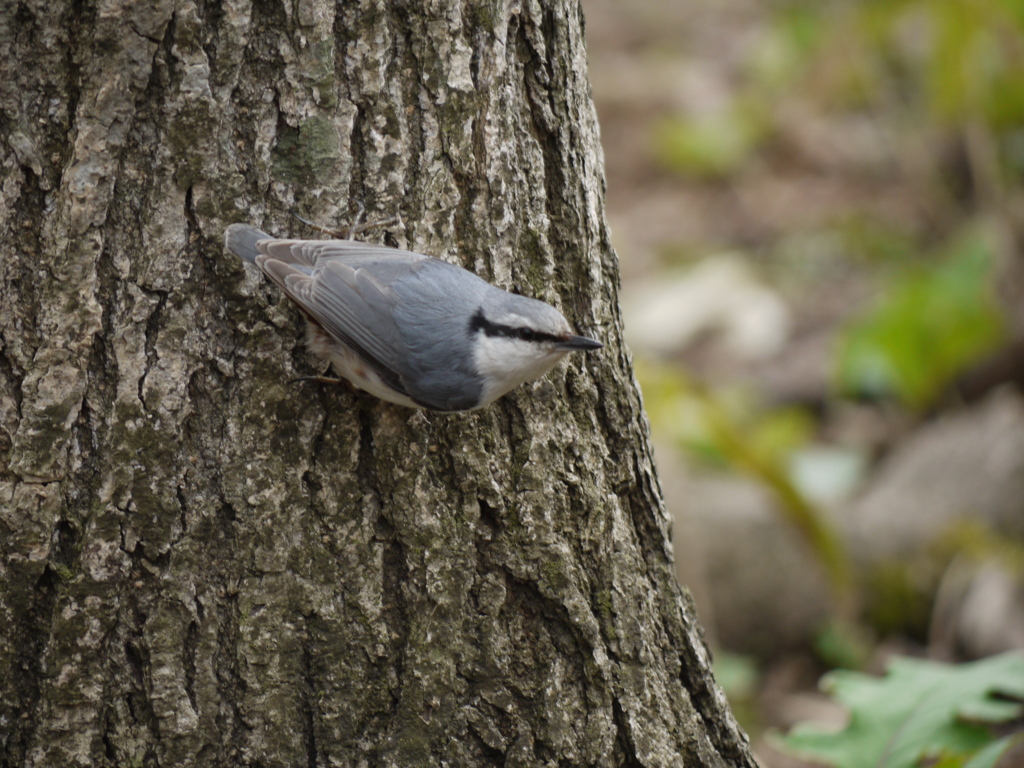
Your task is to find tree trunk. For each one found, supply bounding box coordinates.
[0,1,755,766]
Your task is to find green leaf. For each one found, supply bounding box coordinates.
[835,228,1006,409]
[963,735,1022,768]
[779,652,1024,768]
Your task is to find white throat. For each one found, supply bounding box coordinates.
[473,335,568,407]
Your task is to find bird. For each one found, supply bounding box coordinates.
[224,223,603,412]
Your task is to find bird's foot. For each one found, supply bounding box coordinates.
[290,375,346,385]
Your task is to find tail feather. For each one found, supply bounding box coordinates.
[225,223,271,264]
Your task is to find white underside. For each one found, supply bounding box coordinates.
[306,324,420,408]
[306,323,571,411]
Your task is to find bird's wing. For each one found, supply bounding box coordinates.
[258,237,430,272]
[255,242,434,398]
[251,236,489,410]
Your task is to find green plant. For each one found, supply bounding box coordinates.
[853,0,1024,130]
[636,362,853,602]
[779,652,1024,768]
[654,100,770,180]
[713,651,762,733]
[834,227,1006,409]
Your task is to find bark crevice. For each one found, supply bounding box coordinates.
[0,2,756,766]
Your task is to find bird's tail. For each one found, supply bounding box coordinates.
[224,223,271,264]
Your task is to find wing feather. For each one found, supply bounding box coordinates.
[257,257,411,397]
[242,233,491,410]
[308,261,407,375]
[259,237,430,271]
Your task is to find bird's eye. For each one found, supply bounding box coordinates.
[517,328,537,342]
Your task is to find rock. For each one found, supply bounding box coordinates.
[622,253,792,360]
[846,388,1024,560]
[663,445,832,657]
[931,560,1024,660]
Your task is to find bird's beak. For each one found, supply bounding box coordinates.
[557,334,603,351]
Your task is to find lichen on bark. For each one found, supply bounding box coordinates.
[0,1,756,766]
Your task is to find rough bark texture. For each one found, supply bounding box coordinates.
[0,1,756,766]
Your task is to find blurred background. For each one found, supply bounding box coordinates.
[581,0,1024,763]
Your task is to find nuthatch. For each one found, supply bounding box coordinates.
[224,224,602,411]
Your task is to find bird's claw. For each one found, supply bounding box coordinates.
[289,375,345,385]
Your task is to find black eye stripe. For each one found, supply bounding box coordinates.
[469,309,561,344]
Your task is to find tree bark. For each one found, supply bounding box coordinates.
[0,1,755,766]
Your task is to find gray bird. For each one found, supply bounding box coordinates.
[224,224,602,412]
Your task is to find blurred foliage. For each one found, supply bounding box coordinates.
[634,0,1022,683]
[849,0,1024,130]
[813,618,874,672]
[658,0,1024,186]
[833,216,918,267]
[637,360,853,600]
[863,521,1024,643]
[654,101,770,179]
[834,227,1006,409]
[714,651,761,699]
[637,360,815,468]
[769,0,1024,138]
[936,520,1024,575]
[712,651,762,732]
[779,652,1024,768]
[864,558,937,642]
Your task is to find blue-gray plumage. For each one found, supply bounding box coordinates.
[224,223,602,411]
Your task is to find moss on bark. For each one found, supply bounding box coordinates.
[0,1,755,766]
